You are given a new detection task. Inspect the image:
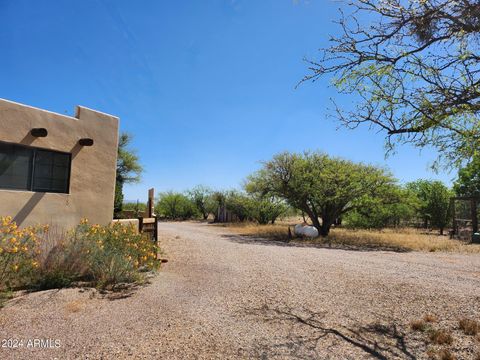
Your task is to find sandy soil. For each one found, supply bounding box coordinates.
[0,222,479,359]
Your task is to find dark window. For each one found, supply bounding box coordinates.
[0,141,71,193]
[0,142,33,190]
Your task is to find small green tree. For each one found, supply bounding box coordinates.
[155,192,198,220]
[406,180,453,234]
[428,182,454,235]
[405,180,433,228]
[246,196,287,225]
[210,191,226,222]
[247,151,396,236]
[188,185,216,220]
[224,191,251,222]
[115,133,143,217]
[454,155,480,197]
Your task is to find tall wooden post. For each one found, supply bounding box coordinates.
[450,198,456,238]
[148,188,155,218]
[472,198,478,234]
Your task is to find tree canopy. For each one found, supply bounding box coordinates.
[302,0,480,166]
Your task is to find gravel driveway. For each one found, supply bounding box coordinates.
[1,222,479,359]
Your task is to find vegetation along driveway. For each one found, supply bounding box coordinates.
[1,222,479,359]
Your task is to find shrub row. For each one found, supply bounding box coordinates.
[0,216,160,294]
[154,188,289,224]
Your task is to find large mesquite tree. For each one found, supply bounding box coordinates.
[303,0,480,167]
[247,151,395,236]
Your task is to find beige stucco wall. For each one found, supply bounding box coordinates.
[0,98,119,229]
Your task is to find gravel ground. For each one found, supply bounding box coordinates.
[0,221,479,359]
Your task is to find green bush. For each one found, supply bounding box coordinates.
[156,192,198,220]
[406,180,453,234]
[68,221,159,288]
[246,197,287,225]
[225,191,251,221]
[344,187,419,229]
[188,185,216,220]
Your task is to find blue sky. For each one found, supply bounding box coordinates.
[0,0,453,201]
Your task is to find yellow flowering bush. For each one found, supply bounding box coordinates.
[72,221,159,287]
[1,217,160,292]
[0,216,43,290]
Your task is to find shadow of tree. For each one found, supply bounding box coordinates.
[239,304,417,359]
[221,233,410,253]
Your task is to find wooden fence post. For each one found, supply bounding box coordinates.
[148,188,154,218]
[472,198,478,234]
[450,197,456,238]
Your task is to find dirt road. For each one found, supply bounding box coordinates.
[1,222,479,359]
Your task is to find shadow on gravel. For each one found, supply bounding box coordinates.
[221,234,410,253]
[240,305,416,359]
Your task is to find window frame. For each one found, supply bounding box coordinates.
[0,140,72,194]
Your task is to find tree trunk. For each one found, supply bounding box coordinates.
[319,210,335,237]
[320,220,332,237]
[310,216,322,235]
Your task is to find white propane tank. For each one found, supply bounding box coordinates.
[303,226,319,238]
[294,224,305,236]
[294,223,319,238]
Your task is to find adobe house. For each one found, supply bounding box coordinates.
[0,98,119,228]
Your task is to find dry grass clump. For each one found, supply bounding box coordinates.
[429,329,454,345]
[328,228,480,253]
[459,318,479,336]
[427,348,456,360]
[411,319,429,332]
[410,315,438,332]
[64,300,84,313]
[221,222,480,253]
[424,314,438,323]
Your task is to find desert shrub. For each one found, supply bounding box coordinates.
[2,217,160,292]
[0,216,44,291]
[72,221,159,287]
[247,197,287,225]
[344,187,419,229]
[459,318,479,336]
[33,226,91,290]
[224,191,251,222]
[156,192,198,220]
